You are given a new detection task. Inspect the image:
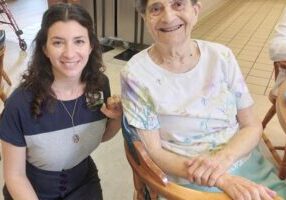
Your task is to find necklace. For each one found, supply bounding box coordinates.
[60,98,80,143]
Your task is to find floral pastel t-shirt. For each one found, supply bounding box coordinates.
[121,40,253,183]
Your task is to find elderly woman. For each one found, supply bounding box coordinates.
[121,0,286,199]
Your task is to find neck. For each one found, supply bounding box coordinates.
[52,80,84,101]
[149,39,199,73]
[154,39,194,61]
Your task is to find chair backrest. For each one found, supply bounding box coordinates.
[0,30,6,102]
[274,80,286,179]
[122,116,234,200]
[262,61,286,180]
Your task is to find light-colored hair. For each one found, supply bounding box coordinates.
[135,0,198,14]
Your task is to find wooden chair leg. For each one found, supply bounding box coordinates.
[133,172,145,200]
[0,87,6,102]
[278,148,286,180]
[262,104,276,129]
[262,134,282,165]
[2,70,11,86]
[149,189,159,200]
[133,173,158,200]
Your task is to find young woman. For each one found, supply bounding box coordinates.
[0,3,121,200]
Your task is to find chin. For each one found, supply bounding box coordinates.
[159,38,186,46]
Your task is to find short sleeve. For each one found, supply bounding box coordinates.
[0,90,27,146]
[224,49,254,110]
[121,68,160,130]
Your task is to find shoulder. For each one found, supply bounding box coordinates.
[5,87,32,109]
[122,48,150,73]
[197,40,236,68]
[197,40,232,55]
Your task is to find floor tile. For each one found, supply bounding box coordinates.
[246,76,270,87]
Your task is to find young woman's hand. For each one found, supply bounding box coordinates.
[216,174,277,200]
[100,95,122,119]
[185,152,234,186]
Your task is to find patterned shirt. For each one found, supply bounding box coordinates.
[121,40,253,161]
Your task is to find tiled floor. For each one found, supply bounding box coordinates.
[0,0,286,199]
[193,0,286,96]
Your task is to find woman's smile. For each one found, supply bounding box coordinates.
[60,60,80,67]
[159,24,183,32]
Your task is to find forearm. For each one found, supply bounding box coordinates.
[5,175,38,200]
[145,144,191,179]
[101,118,121,142]
[138,129,191,178]
[217,120,262,164]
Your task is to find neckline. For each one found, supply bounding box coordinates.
[56,94,84,103]
[145,40,202,76]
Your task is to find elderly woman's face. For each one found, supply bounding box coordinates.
[144,0,200,45]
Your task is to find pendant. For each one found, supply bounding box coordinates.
[72,134,80,143]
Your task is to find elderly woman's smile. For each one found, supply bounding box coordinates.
[158,24,183,32]
[143,0,200,45]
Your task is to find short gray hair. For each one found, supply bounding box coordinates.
[135,0,198,14]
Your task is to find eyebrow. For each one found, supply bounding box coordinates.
[50,36,86,40]
[147,0,185,8]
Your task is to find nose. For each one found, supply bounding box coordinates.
[62,43,75,58]
[161,6,176,23]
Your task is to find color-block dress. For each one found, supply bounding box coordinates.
[0,77,110,200]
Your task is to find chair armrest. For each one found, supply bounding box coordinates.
[125,141,168,185]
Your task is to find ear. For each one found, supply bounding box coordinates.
[193,2,202,16]
[42,45,49,58]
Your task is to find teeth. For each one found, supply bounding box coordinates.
[160,25,182,32]
[62,61,77,67]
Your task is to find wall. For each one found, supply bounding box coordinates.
[80,0,230,45]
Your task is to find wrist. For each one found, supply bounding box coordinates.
[216,149,236,164]
[108,115,122,121]
[215,173,230,188]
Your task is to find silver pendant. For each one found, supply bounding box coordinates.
[72,134,80,143]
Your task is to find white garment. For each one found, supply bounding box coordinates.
[269,8,286,95]
[269,8,286,62]
[121,41,286,197]
[121,40,253,172]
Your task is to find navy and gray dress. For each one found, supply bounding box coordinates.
[0,78,110,200]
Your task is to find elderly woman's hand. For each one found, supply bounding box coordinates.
[185,152,234,186]
[216,174,277,200]
[100,95,122,119]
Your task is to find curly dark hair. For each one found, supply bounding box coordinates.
[135,0,198,14]
[20,3,105,118]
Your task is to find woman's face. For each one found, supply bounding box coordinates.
[144,0,200,46]
[43,20,92,81]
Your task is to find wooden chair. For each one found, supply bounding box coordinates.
[122,117,284,200]
[262,61,286,180]
[47,0,81,7]
[0,30,11,103]
[122,116,231,200]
